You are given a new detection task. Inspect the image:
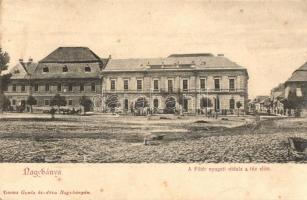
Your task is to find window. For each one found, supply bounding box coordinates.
[153,99,159,108]
[80,84,84,92]
[45,84,49,91]
[215,97,220,111]
[68,84,73,92]
[200,79,206,90]
[124,99,129,110]
[85,66,91,72]
[183,98,188,111]
[3,84,8,92]
[296,87,303,97]
[44,99,50,106]
[12,99,16,106]
[183,79,188,91]
[68,100,73,106]
[32,99,37,105]
[91,83,96,91]
[229,78,235,91]
[21,85,26,92]
[153,80,159,90]
[214,78,220,91]
[12,84,17,92]
[124,80,129,90]
[229,99,235,109]
[43,67,49,73]
[34,84,39,92]
[137,80,142,90]
[110,80,116,91]
[168,80,173,92]
[63,65,68,72]
[57,83,62,92]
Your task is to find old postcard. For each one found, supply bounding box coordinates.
[0,0,307,199]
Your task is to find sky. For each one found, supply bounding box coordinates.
[1,0,307,98]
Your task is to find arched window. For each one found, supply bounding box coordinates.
[229,98,235,109]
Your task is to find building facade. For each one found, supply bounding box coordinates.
[4,48,249,114]
[284,62,307,116]
[4,47,105,112]
[102,54,249,114]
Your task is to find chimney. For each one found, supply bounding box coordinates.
[108,55,112,59]
[19,58,24,63]
[28,57,33,63]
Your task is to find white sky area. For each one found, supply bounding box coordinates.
[1,0,307,98]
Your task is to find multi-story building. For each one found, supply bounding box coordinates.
[102,53,249,114]
[4,47,249,114]
[4,47,105,112]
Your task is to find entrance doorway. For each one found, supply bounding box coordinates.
[183,99,188,112]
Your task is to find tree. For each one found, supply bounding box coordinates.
[50,94,66,112]
[27,95,37,113]
[105,95,119,109]
[0,48,11,113]
[134,97,148,109]
[80,96,93,115]
[236,101,242,116]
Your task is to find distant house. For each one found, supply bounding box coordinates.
[285,62,307,116]
[270,83,285,115]
[249,95,271,114]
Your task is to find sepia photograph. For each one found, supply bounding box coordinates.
[0,0,307,166]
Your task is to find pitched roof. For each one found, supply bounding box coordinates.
[30,62,102,79]
[39,47,103,63]
[8,62,38,79]
[104,55,244,71]
[252,95,270,103]
[287,62,307,82]
[22,62,38,75]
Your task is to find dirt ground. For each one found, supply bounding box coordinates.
[0,113,306,163]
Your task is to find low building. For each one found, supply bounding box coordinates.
[249,95,271,114]
[284,62,307,116]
